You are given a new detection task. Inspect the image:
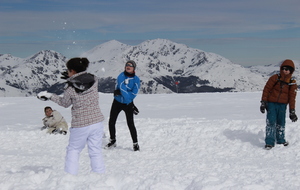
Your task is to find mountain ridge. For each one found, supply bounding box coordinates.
[0,39,298,97]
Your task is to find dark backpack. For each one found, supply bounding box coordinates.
[276,74,296,87]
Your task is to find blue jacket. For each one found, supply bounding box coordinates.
[114,72,140,104]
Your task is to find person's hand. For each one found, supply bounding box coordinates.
[260,101,267,113]
[61,70,69,80]
[132,103,139,115]
[114,89,121,96]
[290,109,298,122]
[37,91,52,101]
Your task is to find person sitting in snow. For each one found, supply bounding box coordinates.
[41,106,68,135]
[260,59,298,150]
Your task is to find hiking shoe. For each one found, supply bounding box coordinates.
[265,144,274,150]
[277,141,289,146]
[105,139,116,149]
[133,143,140,151]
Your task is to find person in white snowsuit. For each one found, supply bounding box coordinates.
[37,57,105,175]
[42,106,68,135]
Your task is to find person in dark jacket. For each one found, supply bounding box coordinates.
[105,60,141,151]
[260,59,298,150]
[37,57,105,175]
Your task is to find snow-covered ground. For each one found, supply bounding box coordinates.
[1,92,300,190]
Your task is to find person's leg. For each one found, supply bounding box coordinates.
[108,100,122,140]
[64,127,88,175]
[276,103,287,144]
[47,127,55,134]
[124,103,138,143]
[87,122,105,174]
[59,121,69,133]
[265,102,277,146]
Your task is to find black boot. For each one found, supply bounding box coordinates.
[105,139,116,149]
[133,142,140,151]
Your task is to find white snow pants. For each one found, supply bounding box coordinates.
[64,122,105,175]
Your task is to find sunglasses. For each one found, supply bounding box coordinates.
[126,63,134,67]
[281,67,290,71]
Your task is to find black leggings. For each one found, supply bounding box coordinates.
[108,99,138,143]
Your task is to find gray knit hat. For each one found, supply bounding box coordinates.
[126,60,136,70]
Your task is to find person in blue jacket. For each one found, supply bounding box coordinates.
[105,60,141,151]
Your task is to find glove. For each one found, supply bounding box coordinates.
[61,70,69,80]
[260,101,267,113]
[114,89,121,96]
[37,91,52,101]
[133,103,139,115]
[289,109,298,122]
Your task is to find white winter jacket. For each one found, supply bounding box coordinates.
[43,110,68,133]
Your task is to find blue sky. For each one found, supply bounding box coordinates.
[0,0,299,66]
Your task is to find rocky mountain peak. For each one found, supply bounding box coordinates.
[0,39,298,97]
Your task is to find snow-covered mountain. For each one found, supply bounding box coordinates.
[0,51,67,96]
[0,39,298,97]
[249,61,300,78]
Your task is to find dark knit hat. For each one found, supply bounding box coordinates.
[126,60,136,70]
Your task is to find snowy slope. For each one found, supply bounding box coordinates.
[81,40,131,62]
[1,92,300,189]
[0,54,23,67]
